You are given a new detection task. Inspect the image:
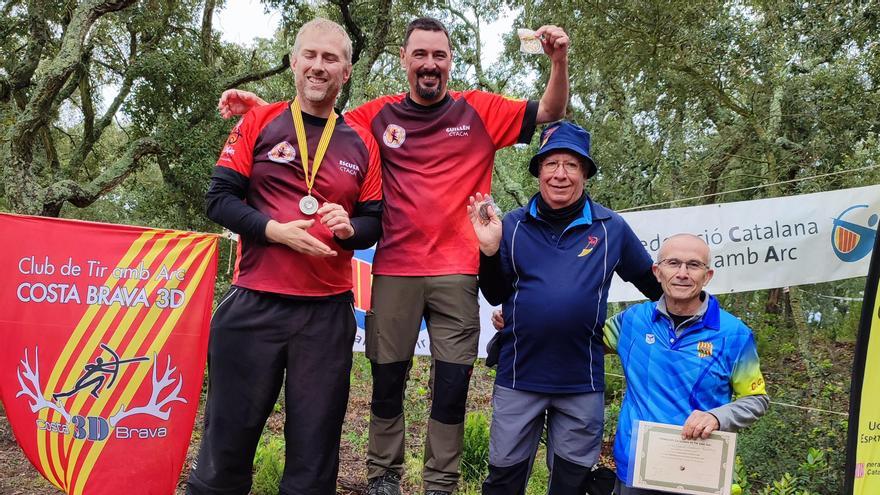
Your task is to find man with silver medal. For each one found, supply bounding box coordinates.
[188,18,383,495]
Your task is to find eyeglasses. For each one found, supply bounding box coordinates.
[540,160,581,173]
[656,258,710,272]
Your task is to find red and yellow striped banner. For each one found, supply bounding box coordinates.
[0,214,218,494]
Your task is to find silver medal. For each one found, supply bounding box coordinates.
[478,198,500,224]
[299,195,319,215]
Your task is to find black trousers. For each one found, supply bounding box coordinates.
[187,287,356,495]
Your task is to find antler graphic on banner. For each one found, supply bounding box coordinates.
[108,354,186,427]
[16,348,71,423]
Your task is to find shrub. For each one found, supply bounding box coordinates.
[252,433,285,495]
[461,412,491,483]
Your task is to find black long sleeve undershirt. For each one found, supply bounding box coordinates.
[478,251,508,305]
[205,166,383,249]
[631,270,663,301]
[334,200,382,250]
[205,167,271,243]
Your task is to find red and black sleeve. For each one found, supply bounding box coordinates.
[205,113,270,243]
[462,90,539,149]
[334,123,384,250]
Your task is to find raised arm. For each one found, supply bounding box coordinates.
[218,89,268,119]
[534,25,570,123]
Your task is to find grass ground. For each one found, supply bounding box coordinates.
[0,355,569,494]
[0,340,852,494]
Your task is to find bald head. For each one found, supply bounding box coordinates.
[658,233,711,264]
[653,233,714,313]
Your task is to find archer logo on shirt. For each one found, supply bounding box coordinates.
[578,235,600,257]
[645,334,655,345]
[225,120,243,146]
[268,141,296,164]
[383,124,406,148]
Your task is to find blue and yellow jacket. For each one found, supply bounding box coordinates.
[604,294,767,484]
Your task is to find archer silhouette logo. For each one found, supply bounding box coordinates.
[831,205,878,263]
[52,343,149,401]
[578,235,600,257]
[17,344,186,442]
[382,124,406,148]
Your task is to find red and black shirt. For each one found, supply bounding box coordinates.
[345,90,537,276]
[207,101,382,297]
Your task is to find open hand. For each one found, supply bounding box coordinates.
[265,219,337,257]
[467,192,502,256]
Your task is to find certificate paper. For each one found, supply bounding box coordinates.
[631,421,736,495]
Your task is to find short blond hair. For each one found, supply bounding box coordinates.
[291,18,353,64]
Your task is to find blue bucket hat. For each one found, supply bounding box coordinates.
[528,121,598,178]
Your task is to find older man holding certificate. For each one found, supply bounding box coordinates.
[603,234,769,495]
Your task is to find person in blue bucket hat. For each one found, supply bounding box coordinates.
[468,121,662,494]
[528,120,598,178]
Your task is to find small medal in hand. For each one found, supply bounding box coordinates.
[517,28,543,55]
[478,198,498,224]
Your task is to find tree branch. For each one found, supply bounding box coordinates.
[11,0,138,161]
[39,127,61,172]
[79,60,96,148]
[330,0,365,66]
[0,76,10,102]
[671,64,751,119]
[200,0,216,66]
[41,137,162,215]
[446,5,496,92]
[329,0,368,109]
[223,53,290,90]
[8,5,52,107]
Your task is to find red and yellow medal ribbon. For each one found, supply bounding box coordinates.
[290,97,337,196]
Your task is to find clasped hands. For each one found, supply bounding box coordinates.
[265,203,353,257]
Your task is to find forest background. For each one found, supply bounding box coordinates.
[2,0,880,493]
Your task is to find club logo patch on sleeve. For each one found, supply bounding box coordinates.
[225,120,243,146]
[382,124,406,148]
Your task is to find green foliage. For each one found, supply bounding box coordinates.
[738,406,845,494]
[525,447,551,495]
[252,433,285,495]
[343,428,369,451]
[736,448,828,495]
[461,412,491,483]
[603,398,622,444]
[404,451,423,488]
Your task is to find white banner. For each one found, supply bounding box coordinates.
[610,184,880,301]
[351,185,880,357]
